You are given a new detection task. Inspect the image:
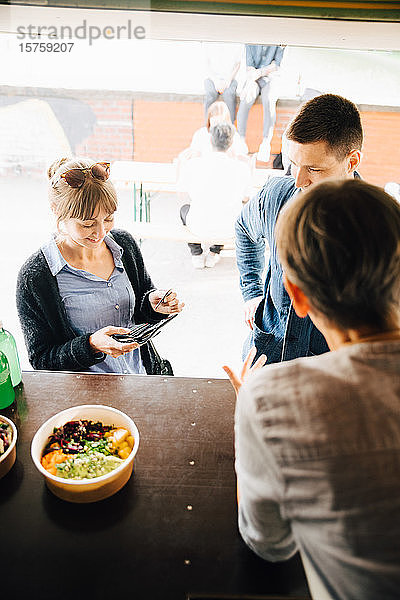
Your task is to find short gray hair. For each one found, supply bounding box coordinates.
[210,123,234,152]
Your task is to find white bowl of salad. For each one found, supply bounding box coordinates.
[31,405,139,503]
[0,415,17,479]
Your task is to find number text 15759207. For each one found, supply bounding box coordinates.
[19,42,74,53]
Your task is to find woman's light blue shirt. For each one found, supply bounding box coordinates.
[41,235,146,375]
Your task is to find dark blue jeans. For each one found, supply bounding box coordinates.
[180,204,223,255]
[237,78,275,139]
[204,78,237,124]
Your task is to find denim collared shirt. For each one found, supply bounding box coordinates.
[235,340,400,600]
[236,175,329,363]
[42,235,145,374]
[246,44,284,69]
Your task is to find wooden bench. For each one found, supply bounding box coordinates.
[114,160,285,252]
[111,160,284,194]
[128,221,235,251]
[111,161,178,193]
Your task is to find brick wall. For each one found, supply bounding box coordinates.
[2,87,400,186]
[132,99,203,163]
[75,95,134,161]
[76,92,400,187]
[360,111,400,185]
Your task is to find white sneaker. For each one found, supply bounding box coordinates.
[257,138,271,163]
[205,251,221,268]
[191,254,205,269]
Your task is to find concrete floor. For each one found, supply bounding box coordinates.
[0,174,254,379]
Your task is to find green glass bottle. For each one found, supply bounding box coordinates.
[0,351,14,409]
[0,321,22,386]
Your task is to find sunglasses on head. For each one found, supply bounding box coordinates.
[54,162,111,189]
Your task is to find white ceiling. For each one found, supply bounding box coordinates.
[1,5,400,51]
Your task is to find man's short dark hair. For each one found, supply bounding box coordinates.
[276,179,400,331]
[210,123,234,152]
[286,94,363,159]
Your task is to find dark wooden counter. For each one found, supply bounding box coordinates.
[0,371,310,600]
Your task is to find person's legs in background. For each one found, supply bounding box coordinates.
[237,86,260,139]
[209,244,224,253]
[180,204,204,269]
[221,80,238,124]
[205,244,224,268]
[257,79,277,163]
[204,79,219,122]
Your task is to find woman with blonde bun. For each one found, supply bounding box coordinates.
[16,157,184,373]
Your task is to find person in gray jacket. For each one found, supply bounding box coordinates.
[225,179,400,600]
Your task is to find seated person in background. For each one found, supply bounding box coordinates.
[179,123,252,269]
[225,179,400,600]
[237,44,284,163]
[203,41,243,124]
[189,100,248,159]
[17,157,184,374]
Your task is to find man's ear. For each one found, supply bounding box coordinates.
[346,149,362,175]
[283,274,310,318]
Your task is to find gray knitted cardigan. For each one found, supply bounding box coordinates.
[16,229,164,373]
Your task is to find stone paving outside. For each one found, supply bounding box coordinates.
[0,174,256,379]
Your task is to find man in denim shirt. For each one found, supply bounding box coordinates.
[227,179,400,600]
[236,94,363,364]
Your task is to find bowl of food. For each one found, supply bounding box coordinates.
[0,415,17,479]
[31,405,139,503]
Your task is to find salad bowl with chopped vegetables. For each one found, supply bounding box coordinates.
[31,405,139,503]
[0,415,17,479]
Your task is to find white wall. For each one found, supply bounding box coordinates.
[1,5,400,106]
[2,33,400,107]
